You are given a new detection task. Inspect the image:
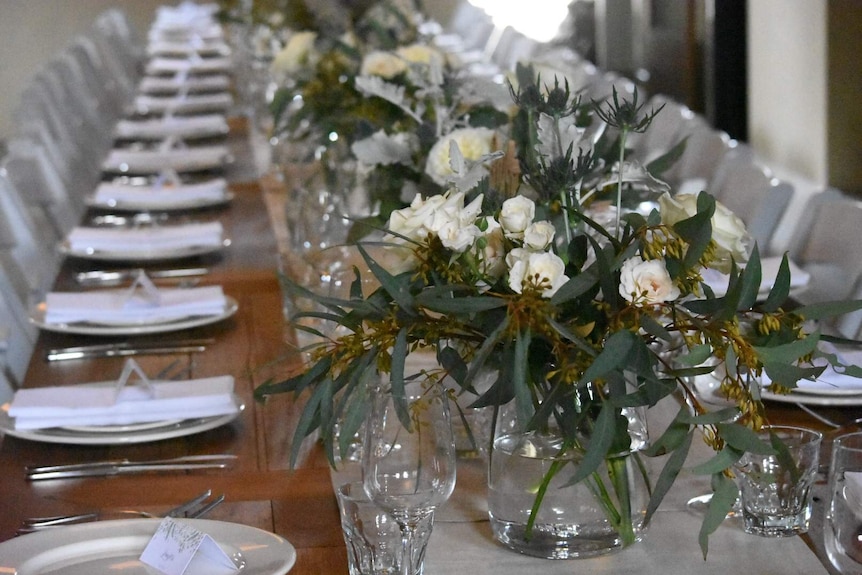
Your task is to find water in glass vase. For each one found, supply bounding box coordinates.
[488,431,648,559]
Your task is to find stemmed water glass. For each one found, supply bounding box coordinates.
[362,380,457,575]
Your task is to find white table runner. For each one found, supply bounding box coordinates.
[330,397,830,574]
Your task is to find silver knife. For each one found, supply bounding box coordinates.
[46,338,215,361]
[27,454,237,481]
[76,267,209,287]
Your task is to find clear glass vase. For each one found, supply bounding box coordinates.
[487,403,650,559]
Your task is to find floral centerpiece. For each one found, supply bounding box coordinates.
[256,59,862,558]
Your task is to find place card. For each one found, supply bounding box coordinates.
[140,517,238,575]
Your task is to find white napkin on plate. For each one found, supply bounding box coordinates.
[114,114,228,140]
[8,375,237,430]
[146,40,231,58]
[44,284,228,325]
[145,56,232,76]
[137,74,231,95]
[102,144,229,174]
[133,92,233,116]
[66,221,224,253]
[701,256,811,298]
[92,178,228,208]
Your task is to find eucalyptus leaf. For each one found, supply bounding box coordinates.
[563,402,616,486]
[675,344,713,367]
[689,445,743,475]
[716,422,774,455]
[699,473,739,559]
[796,299,862,321]
[645,430,692,524]
[391,328,410,429]
[761,254,792,312]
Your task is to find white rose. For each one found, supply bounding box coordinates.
[396,43,444,67]
[507,248,569,298]
[270,31,317,76]
[439,221,481,253]
[523,220,556,251]
[500,196,536,239]
[386,190,483,248]
[658,192,750,273]
[619,256,680,304]
[424,128,496,186]
[360,50,408,78]
[388,193,446,242]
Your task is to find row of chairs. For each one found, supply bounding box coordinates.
[0,9,145,400]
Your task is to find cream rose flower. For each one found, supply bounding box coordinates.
[360,50,408,78]
[387,191,482,244]
[424,127,497,186]
[619,256,680,304]
[396,43,444,67]
[500,196,536,240]
[658,192,750,273]
[507,248,569,298]
[270,31,317,76]
[523,221,556,251]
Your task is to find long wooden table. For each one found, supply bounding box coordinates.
[0,117,859,573]
[0,118,347,573]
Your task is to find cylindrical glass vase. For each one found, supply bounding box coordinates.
[487,400,650,559]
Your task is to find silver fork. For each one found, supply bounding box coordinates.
[17,489,224,534]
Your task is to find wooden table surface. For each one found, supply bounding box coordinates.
[1,118,860,573]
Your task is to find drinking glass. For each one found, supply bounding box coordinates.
[362,380,457,575]
[825,431,862,573]
[735,425,822,537]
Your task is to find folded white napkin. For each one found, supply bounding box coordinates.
[148,24,224,45]
[93,178,228,208]
[145,56,232,76]
[701,256,811,298]
[133,92,234,116]
[44,284,228,325]
[137,74,231,95]
[114,114,228,140]
[67,221,224,254]
[102,144,229,173]
[8,375,237,430]
[146,40,231,58]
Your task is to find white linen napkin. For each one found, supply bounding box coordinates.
[133,92,234,116]
[8,374,237,430]
[44,284,228,325]
[146,40,231,58]
[66,221,225,253]
[145,56,232,76]
[114,114,228,140]
[92,178,228,208]
[700,256,811,298]
[137,74,231,95]
[102,144,229,173]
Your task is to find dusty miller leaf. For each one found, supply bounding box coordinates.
[351,130,417,166]
[536,112,586,160]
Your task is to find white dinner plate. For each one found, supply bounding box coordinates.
[759,388,862,407]
[0,518,295,574]
[86,191,234,212]
[0,395,244,445]
[692,369,862,407]
[59,238,230,262]
[30,296,238,336]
